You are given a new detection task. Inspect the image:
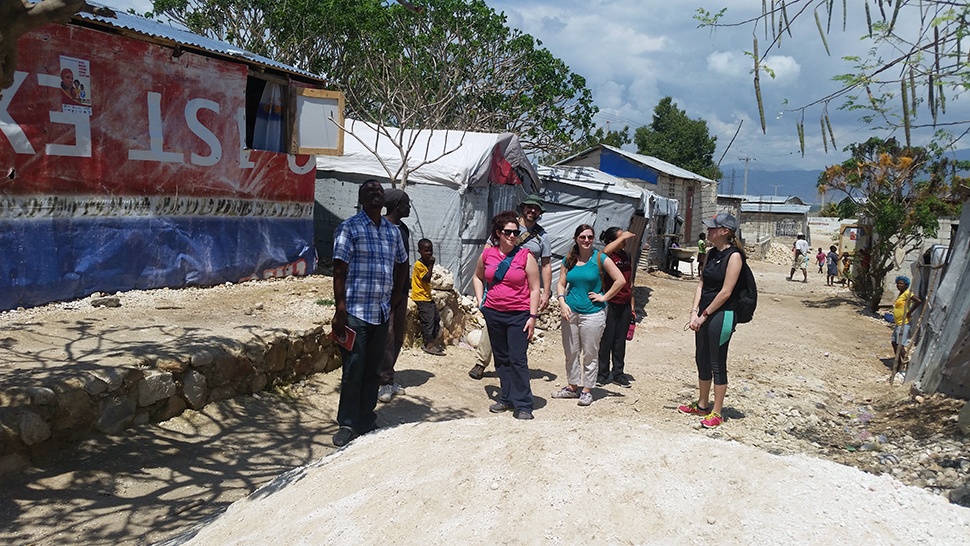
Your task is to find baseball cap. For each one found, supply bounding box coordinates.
[384,188,406,212]
[702,213,739,232]
[520,194,546,213]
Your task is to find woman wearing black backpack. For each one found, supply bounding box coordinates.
[679,213,745,428]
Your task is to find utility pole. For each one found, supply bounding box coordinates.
[739,157,755,195]
[772,183,783,196]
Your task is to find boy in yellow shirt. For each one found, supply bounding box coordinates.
[892,275,923,366]
[412,239,444,355]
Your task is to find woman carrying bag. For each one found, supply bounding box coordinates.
[679,213,744,428]
[473,211,541,420]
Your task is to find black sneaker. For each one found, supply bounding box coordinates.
[489,402,513,413]
[333,426,357,447]
[614,374,631,388]
[595,376,609,387]
[513,409,534,420]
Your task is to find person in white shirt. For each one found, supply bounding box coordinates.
[790,232,810,283]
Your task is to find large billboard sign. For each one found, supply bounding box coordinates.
[0,23,316,310]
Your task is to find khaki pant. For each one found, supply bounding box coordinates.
[561,309,607,389]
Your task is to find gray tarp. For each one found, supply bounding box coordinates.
[314,122,539,295]
[906,204,970,398]
[537,165,666,280]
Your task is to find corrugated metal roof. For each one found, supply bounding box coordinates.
[718,194,797,203]
[602,145,716,184]
[739,203,811,214]
[77,3,324,81]
[554,144,715,184]
[537,165,646,200]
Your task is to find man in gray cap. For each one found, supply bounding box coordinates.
[378,188,411,403]
[469,193,553,380]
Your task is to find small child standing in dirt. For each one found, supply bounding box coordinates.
[840,253,853,287]
[412,239,444,356]
[816,247,825,274]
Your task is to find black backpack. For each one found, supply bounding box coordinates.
[734,254,758,324]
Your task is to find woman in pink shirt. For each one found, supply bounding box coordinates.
[473,211,540,420]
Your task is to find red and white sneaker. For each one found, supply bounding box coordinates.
[700,412,724,428]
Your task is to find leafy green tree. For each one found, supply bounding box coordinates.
[150,0,596,165]
[815,201,841,217]
[818,136,963,311]
[696,1,970,150]
[634,97,720,180]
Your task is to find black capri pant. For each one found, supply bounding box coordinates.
[694,309,735,386]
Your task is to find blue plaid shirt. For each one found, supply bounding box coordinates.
[333,211,408,324]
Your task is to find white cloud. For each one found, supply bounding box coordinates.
[762,55,801,84]
[707,51,748,78]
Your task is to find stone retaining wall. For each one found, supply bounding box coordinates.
[0,327,342,474]
[0,274,470,475]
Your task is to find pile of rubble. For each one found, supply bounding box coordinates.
[763,242,798,266]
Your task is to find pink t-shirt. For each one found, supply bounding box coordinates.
[483,247,530,312]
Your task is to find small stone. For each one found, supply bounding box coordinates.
[254,302,264,310]
[156,358,188,374]
[183,371,208,410]
[190,351,214,368]
[490,482,499,490]
[26,387,56,406]
[138,372,176,407]
[19,411,51,445]
[705,516,716,525]
[915,395,925,404]
[96,396,137,434]
[91,295,121,308]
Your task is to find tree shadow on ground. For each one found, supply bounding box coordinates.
[801,295,861,309]
[0,392,336,546]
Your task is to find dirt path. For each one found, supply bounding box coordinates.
[1,255,968,545]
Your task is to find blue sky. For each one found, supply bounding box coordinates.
[105,0,970,178]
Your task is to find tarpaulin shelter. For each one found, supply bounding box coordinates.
[556,144,713,245]
[535,165,678,280]
[0,9,341,311]
[314,120,540,294]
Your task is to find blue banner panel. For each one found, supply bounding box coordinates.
[600,148,658,185]
[0,217,316,311]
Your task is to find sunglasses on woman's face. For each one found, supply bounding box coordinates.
[500,229,518,237]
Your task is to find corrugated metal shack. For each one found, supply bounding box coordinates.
[0,10,341,311]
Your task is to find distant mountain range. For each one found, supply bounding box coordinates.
[715,148,970,205]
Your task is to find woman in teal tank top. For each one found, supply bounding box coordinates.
[552,224,625,407]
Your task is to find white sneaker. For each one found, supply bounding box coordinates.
[378,384,394,403]
[392,383,405,395]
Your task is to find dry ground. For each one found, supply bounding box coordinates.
[1,245,968,545]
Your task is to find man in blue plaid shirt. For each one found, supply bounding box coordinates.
[331,180,409,447]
